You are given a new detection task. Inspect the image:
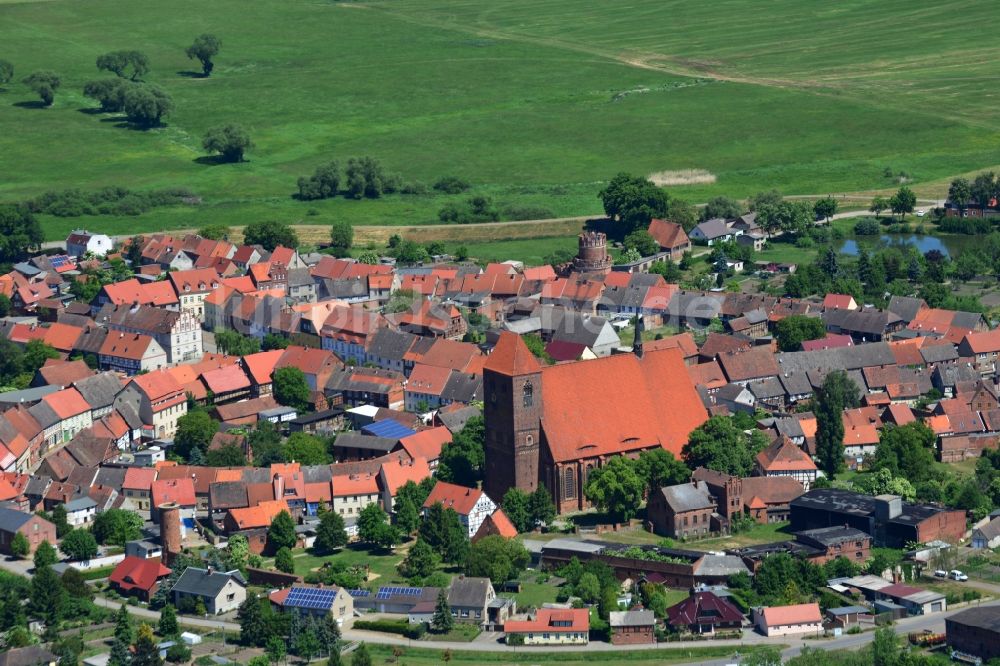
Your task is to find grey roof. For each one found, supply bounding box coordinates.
[0,385,60,406]
[716,383,752,402]
[93,466,126,489]
[693,554,750,578]
[440,372,482,404]
[975,517,1000,540]
[932,362,980,389]
[693,218,731,239]
[366,328,416,363]
[952,311,986,330]
[0,645,58,666]
[333,432,398,452]
[74,326,109,355]
[779,372,813,398]
[302,464,333,484]
[0,507,34,533]
[823,308,902,336]
[609,609,655,627]
[540,538,607,555]
[286,267,315,288]
[750,377,784,400]
[776,342,896,375]
[209,482,248,511]
[24,476,51,497]
[920,344,958,364]
[887,296,926,323]
[171,567,246,597]
[826,606,870,616]
[65,496,97,512]
[74,373,124,409]
[795,526,869,547]
[447,576,493,608]
[658,481,716,513]
[96,304,180,335]
[117,402,143,430]
[28,401,60,429]
[947,606,1000,632]
[438,405,480,434]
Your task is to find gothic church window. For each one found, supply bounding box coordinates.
[523,381,534,407]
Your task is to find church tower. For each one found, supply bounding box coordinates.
[483,332,543,501]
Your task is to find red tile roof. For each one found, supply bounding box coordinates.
[540,347,707,461]
[241,350,285,386]
[423,480,485,515]
[168,268,221,295]
[823,294,857,310]
[379,457,432,495]
[406,364,452,397]
[123,467,157,491]
[962,329,1000,355]
[474,508,518,540]
[397,427,450,462]
[761,603,821,627]
[132,371,184,402]
[42,387,91,419]
[647,218,690,250]
[201,364,251,394]
[801,334,854,352]
[756,437,817,472]
[151,477,196,507]
[505,608,589,634]
[227,499,289,530]
[331,474,379,497]
[100,331,159,361]
[483,332,541,376]
[110,556,171,593]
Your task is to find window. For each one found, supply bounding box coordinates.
[562,467,576,501]
[522,381,533,408]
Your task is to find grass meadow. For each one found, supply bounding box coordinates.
[2,0,1000,239]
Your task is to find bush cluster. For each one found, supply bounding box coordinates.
[353,619,426,639]
[26,186,195,218]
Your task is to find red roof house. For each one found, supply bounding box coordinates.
[109,555,171,601]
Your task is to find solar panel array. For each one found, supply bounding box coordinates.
[375,586,422,600]
[348,589,371,598]
[285,587,336,610]
[362,419,416,440]
[50,256,73,270]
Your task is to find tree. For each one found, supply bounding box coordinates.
[818,246,839,278]
[813,196,838,222]
[186,34,221,76]
[431,589,453,634]
[329,220,354,251]
[97,50,149,80]
[237,596,267,647]
[297,161,341,200]
[869,196,889,217]
[49,504,69,538]
[528,487,556,527]
[623,229,659,256]
[890,186,916,219]
[205,444,246,467]
[870,422,937,483]
[115,602,136,644]
[266,636,286,665]
[0,204,43,264]
[243,219,298,251]
[273,366,311,412]
[213,328,261,356]
[282,432,328,465]
[10,531,30,559]
[83,78,130,112]
[357,250,380,265]
[683,415,768,476]
[351,644,371,666]
[598,173,669,233]
[274,546,295,574]
[436,416,485,487]
[853,468,916,501]
[32,539,57,568]
[202,123,252,162]
[357,503,400,549]
[31,564,65,624]
[267,510,297,553]
[343,157,399,199]
[584,456,646,522]
[22,70,60,106]
[575,572,601,603]
[315,510,348,553]
[93,509,144,546]
[262,332,289,351]
[158,604,178,637]
[466,535,530,584]
[755,200,812,236]
[635,448,690,495]
[701,196,742,221]
[971,172,997,211]
[0,60,12,86]
[198,224,231,240]
[948,178,972,215]
[871,626,899,666]
[109,638,131,666]
[398,539,439,580]
[123,84,172,127]
[501,488,531,533]
[814,370,859,478]
[132,624,162,666]
[60,529,98,561]
[419,503,469,564]
[773,315,827,352]
[173,410,217,461]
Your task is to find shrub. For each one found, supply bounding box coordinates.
[853,218,879,235]
[433,176,471,194]
[353,619,425,639]
[500,204,555,221]
[166,644,191,662]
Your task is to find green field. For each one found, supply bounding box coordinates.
[3,0,1000,240]
[364,643,782,665]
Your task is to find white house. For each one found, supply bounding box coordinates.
[422,481,497,539]
[972,517,1000,549]
[754,603,823,637]
[66,230,114,258]
[65,496,98,527]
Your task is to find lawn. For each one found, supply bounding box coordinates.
[363,643,784,665]
[684,521,793,551]
[289,543,404,584]
[514,578,562,609]
[3,0,1000,239]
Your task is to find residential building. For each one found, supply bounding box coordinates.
[647,480,717,538]
[97,304,203,364]
[109,555,171,602]
[754,603,822,637]
[422,481,497,539]
[116,372,188,440]
[269,585,354,624]
[504,608,589,646]
[666,592,744,635]
[972,517,1000,550]
[168,269,222,321]
[98,332,168,375]
[754,437,818,490]
[66,230,113,258]
[0,508,56,555]
[170,567,247,615]
[447,576,496,625]
[646,219,691,259]
[609,609,656,645]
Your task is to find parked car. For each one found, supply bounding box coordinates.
[934,570,948,578]
[916,209,926,217]
[949,570,968,581]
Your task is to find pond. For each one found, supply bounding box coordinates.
[838,234,979,258]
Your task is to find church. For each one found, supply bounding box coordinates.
[483,330,709,514]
